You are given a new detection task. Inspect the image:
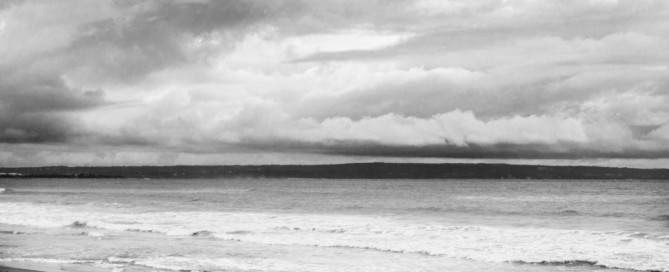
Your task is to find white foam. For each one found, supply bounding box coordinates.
[128,256,315,272]
[1,202,668,271]
[3,256,304,272]
[85,231,105,237]
[0,257,79,264]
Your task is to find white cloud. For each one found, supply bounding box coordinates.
[281,111,587,147]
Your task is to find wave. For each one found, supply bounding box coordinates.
[0,230,28,235]
[405,203,658,220]
[0,187,15,194]
[1,202,668,272]
[651,215,669,221]
[407,206,527,215]
[82,231,104,237]
[125,228,159,233]
[557,209,580,216]
[68,221,89,228]
[191,230,214,237]
[0,257,123,272]
[408,206,586,217]
[515,260,600,266]
[513,260,666,272]
[409,206,444,212]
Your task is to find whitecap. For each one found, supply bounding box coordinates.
[85,231,104,237]
[69,221,89,228]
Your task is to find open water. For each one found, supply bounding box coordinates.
[0,178,668,272]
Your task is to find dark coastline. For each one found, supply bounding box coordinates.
[1,163,669,180]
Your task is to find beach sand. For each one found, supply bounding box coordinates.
[0,263,47,272]
[0,265,42,272]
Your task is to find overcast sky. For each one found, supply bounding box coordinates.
[1,0,669,167]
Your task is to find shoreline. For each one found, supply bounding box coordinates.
[0,262,110,272]
[0,262,57,272]
[0,266,42,272]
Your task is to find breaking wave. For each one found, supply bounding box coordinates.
[557,209,580,216]
[68,221,89,228]
[651,215,669,221]
[513,260,600,266]
[512,260,668,272]
[191,230,214,237]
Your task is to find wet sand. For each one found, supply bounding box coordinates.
[0,262,108,272]
[0,265,44,272]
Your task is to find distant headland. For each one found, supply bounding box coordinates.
[1,163,668,180]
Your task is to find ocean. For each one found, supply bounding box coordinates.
[0,178,668,272]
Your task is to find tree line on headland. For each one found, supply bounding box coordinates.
[1,163,669,180]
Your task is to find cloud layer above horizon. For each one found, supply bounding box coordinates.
[1,0,669,166]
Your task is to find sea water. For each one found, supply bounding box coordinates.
[0,178,668,272]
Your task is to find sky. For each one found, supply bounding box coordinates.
[1,0,669,167]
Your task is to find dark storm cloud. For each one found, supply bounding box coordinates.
[64,0,305,82]
[0,65,105,143]
[0,69,104,112]
[0,0,24,10]
[0,113,73,143]
[0,0,304,143]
